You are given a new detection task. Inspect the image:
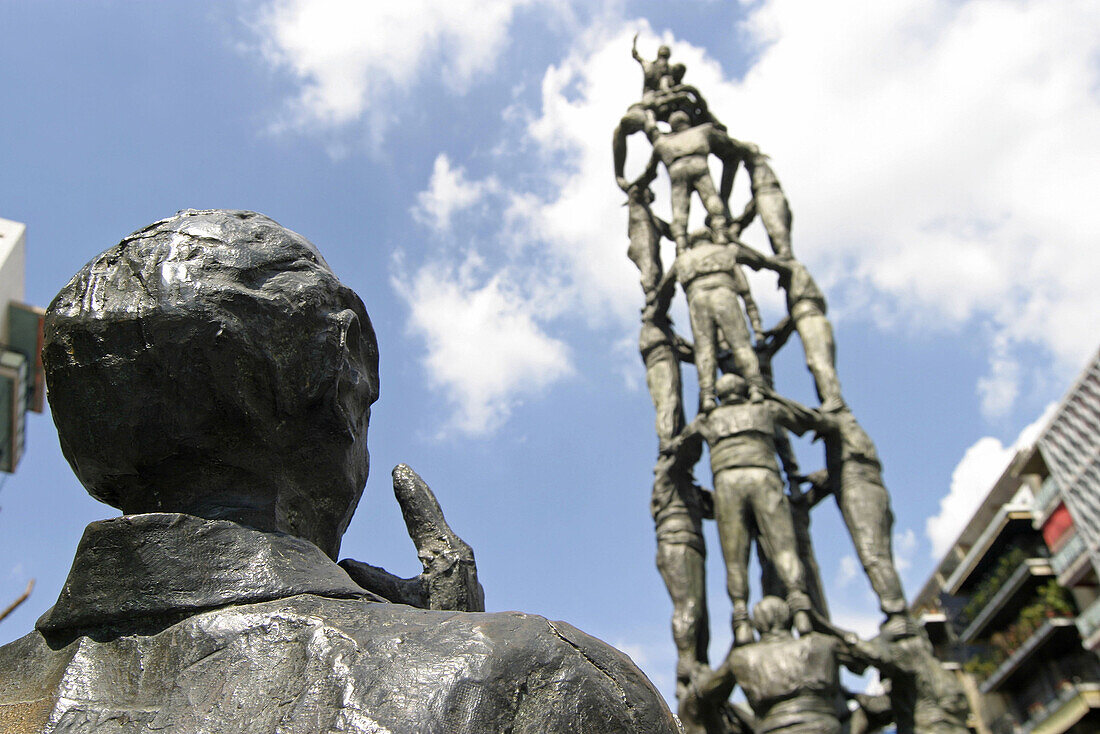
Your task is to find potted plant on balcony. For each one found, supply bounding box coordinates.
[1038,580,1075,617]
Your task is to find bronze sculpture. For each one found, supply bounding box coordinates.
[0,210,679,733]
[617,38,969,734]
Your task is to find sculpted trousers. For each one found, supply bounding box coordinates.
[837,462,906,615]
[656,530,709,676]
[793,304,843,409]
[754,186,792,259]
[713,467,810,622]
[669,157,727,247]
[688,287,765,405]
[627,216,663,298]
[652,467,709,677]
[644,347,685,445]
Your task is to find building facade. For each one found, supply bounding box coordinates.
[0,216,44,474]
[912,348,1100,734]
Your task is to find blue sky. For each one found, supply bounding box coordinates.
[1,0,1098,702]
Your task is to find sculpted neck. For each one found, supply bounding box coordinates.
[36,513,376,639]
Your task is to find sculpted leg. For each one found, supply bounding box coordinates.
[656,535,709,677]
[747,469,811,617]
[755,188,792,259]
[688,294,719,411]
[714,471,753,644]
[712,291,766,393]
[794,307,844,412]
[837,467,907,616]
[627,238,662,298]
[670,177,692,253]
[645,352,684,446]
[692,171,728,244]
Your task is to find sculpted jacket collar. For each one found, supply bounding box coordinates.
[37,512,379,636]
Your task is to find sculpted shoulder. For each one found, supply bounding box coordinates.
[0,595,679,734]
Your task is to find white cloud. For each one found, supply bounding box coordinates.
[392,255,573,436]
[398,1,1099,433]
[977,334,1022,418]
[838,554,859,587]
[252,0,539,141]
[720,0,1100,411]
[894,528,917,572]
[926,401,1058,557]
[831,608,883,641]
[412,154,500,232]
[498,1,1100,413]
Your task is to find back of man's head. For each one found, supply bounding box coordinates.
[668,110,691,131]
[752,596,792,635]
[44,210,378,558]
[716,373,749,403]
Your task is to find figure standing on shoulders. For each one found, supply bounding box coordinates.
[665,374,824,644]
[626,111,747,255]
[632,34,673,96]
[753,251,846,413]
[731,143,794,259]
[639,304,692,450]
[659,233,768,412]
[802,409,909,627]
[626,185,670,304]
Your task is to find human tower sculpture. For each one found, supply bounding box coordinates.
[616,37,969,734]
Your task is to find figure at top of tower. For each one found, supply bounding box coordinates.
[632,34,673,96]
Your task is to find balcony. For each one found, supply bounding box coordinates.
[1076,595,1100,651]
[1022,681,1100,733]
[945,506,1040,596]
[1032,475,1062,526]
[1052,531,1090,585]
[960,558,1054,643]
[980,617,1079,694]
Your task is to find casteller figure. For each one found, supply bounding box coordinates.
[806,409,909,626]
[688,597,873,734]
[626,185,670,303]
[660,232,768,412]
[632,34,673,96]
[627,110,746,255]
[666,374,822,645]
[650,441,712,693]
[730,143,794,259]
[0,210,679,733]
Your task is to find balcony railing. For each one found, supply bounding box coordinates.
[1034,475,1062,515]
[1052,532,1087,577]
[960,558,1054,643]
[1076,595,1100,648]
[1022,681,1100,733]
[979,617,1077,694]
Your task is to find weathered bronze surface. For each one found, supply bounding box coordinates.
[0,209,678,733]
[618,39,969,734]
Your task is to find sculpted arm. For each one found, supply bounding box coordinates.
[651,211,673,240]
[771,395,827,437]
[755,316,794,360]
[709,128,749,203]
[794,467,835,508]
[341,464,484,612]
[662,414,706,457]
[674,331,695,363]
[729,239,770,271]
[630,149,661,190]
